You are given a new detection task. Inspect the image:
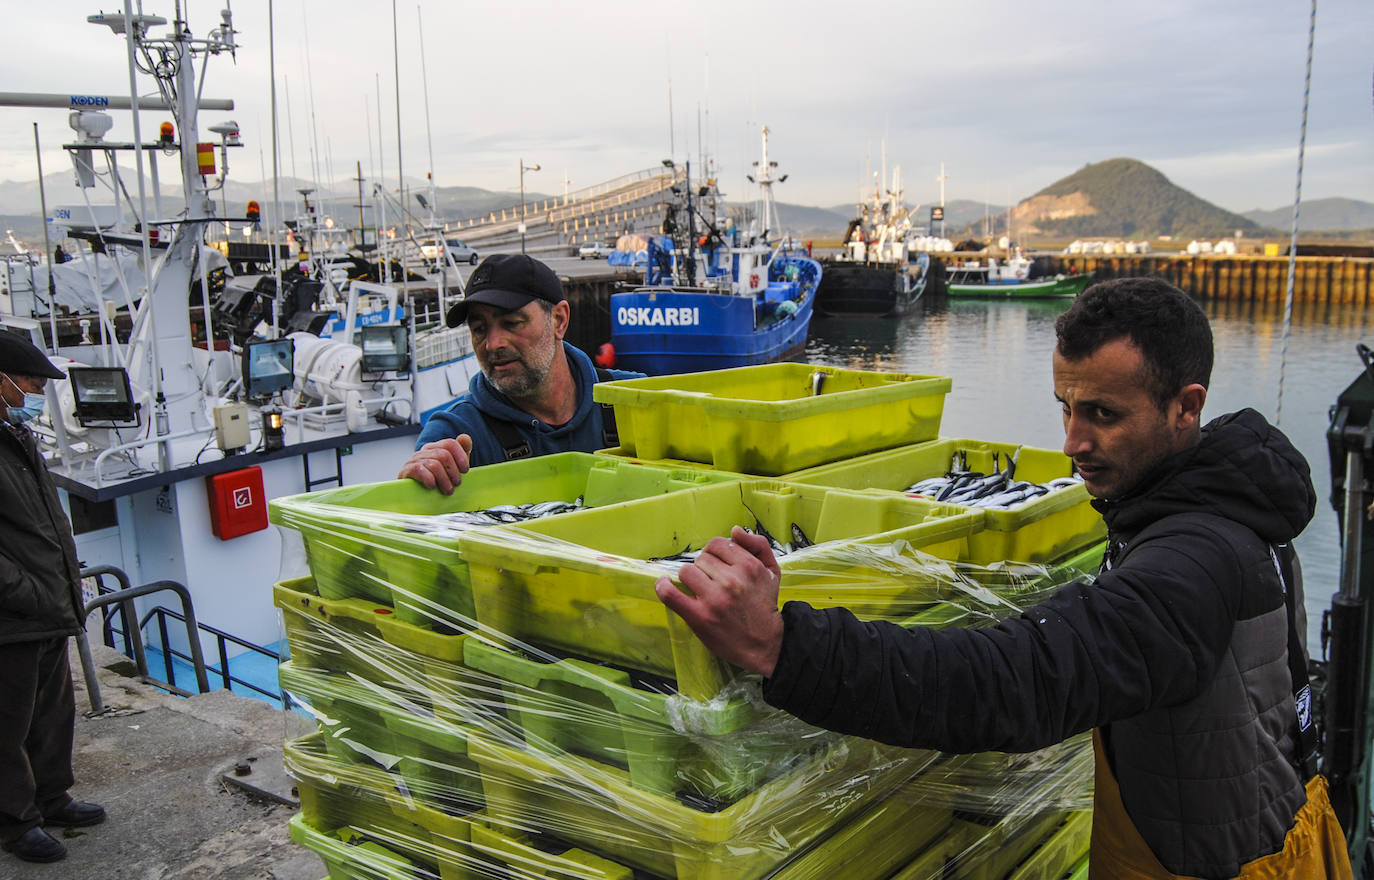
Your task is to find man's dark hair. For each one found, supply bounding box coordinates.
[1055,277,1213,407]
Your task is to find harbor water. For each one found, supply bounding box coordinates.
[805,294,1374,654]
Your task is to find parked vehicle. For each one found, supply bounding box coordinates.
[578,241,614,260]
[422,238,480,265]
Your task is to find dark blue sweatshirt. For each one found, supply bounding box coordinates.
[415,342,641,466]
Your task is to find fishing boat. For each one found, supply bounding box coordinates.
[605,127,821,375]
[0,8,480,668]
[945,251,1091,298]
[815,166,931,317]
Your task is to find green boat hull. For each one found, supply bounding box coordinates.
[946,273,1092,299]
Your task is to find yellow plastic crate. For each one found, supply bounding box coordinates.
[593,363,951,476]
[468,776,952,880]
[279,661,482,813]
[269,452,738,627]
[1006,812,1092,880]
[467,728,925,880]
[274,576,468,692]
[787,438,1106,565]
[948,810,1067,880]
[459,480,983,701]
[285,733,432,854]
[289,813,438,880]
[460,638,831,802]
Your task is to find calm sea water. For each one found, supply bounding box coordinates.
[805,294,1374,654]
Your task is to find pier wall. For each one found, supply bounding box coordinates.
[1047,254,1374,306]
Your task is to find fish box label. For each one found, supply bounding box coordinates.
[616,306,700,327]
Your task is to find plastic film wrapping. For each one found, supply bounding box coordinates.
[272,468,1102,880]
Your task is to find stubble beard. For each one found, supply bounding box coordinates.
[486,333,558,401]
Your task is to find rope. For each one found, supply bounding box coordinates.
[1275,0,1318,426]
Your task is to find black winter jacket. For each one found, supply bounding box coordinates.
[0,419,84,644]
[762,408,1315,878]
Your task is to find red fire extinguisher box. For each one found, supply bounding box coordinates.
[206,466,269,540]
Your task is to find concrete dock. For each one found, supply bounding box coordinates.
[7,641,320,880]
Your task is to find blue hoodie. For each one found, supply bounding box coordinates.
[415,342,642,466]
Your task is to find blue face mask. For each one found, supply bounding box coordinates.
[3,375,45,424]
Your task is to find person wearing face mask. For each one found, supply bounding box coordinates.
[398,254,643,494]
[0,331,106,864]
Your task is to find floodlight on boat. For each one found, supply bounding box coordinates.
[87,12,167,36]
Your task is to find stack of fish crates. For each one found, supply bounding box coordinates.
[271,365,1100,880]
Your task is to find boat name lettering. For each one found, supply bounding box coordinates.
[616,306,700,327]
[70,95,111,107]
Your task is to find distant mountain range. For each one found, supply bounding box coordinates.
[1241,198,1374,232]
[1,161,1370,250]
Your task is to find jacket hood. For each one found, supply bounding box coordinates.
[1098,408,1315,544]
[468,341,598,436]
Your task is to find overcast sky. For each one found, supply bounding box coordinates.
[0,0,1369,216]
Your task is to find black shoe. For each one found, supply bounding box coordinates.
[43,801,106,828]
[2,827,66,863]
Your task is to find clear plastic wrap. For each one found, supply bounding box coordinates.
[273,475,1101,880]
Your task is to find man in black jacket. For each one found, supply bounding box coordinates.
[655,279,1350,878]
[0,332,105,864]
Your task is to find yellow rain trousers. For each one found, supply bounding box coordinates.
[1089,732,1353,880]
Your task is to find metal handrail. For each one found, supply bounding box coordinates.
[141,605,282,703]
[76,567,211,714]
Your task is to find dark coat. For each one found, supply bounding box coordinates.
[762,408,1315,878]
[0,420,84,644]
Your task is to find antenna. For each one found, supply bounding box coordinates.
[417,4,437,224]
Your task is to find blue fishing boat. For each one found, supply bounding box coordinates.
[605,127,821,376]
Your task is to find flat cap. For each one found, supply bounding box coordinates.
[0,331,64,379]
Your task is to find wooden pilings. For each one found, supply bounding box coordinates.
[1051,254,1372,306]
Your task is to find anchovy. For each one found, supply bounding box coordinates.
[901,468,1082,510]
[393,497,588,534]
[790,522,813,550]
[811,371,827,396]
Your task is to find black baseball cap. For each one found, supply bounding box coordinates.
[0,331,64,379]
[445,254,566,327]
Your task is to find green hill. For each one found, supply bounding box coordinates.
[1007,158,1264,239]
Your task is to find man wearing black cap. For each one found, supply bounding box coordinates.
[398,254,642,493]
[0,331,106,864]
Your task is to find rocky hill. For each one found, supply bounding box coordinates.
[993,158,1264,239]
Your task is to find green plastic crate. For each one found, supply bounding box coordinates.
[467,776,952,880]
[787,438,1106,565]
[285,733,429,852]
[289,813,439,880]
[279,661,482,812]
[287,733,494,880]
[274,576,469,697]
[593,363,951,476]
[1006,812,1092,880]
[269,452,740,627]
[459,480,983,701]
[460,639,825,802]
[1064,854,1089,880]
[467,728,925,880]
[948,810,1067,880]
[467,821,637,879]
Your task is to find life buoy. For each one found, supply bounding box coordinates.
[749,272,760,288]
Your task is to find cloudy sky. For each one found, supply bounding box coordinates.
[0,0,1369,216]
